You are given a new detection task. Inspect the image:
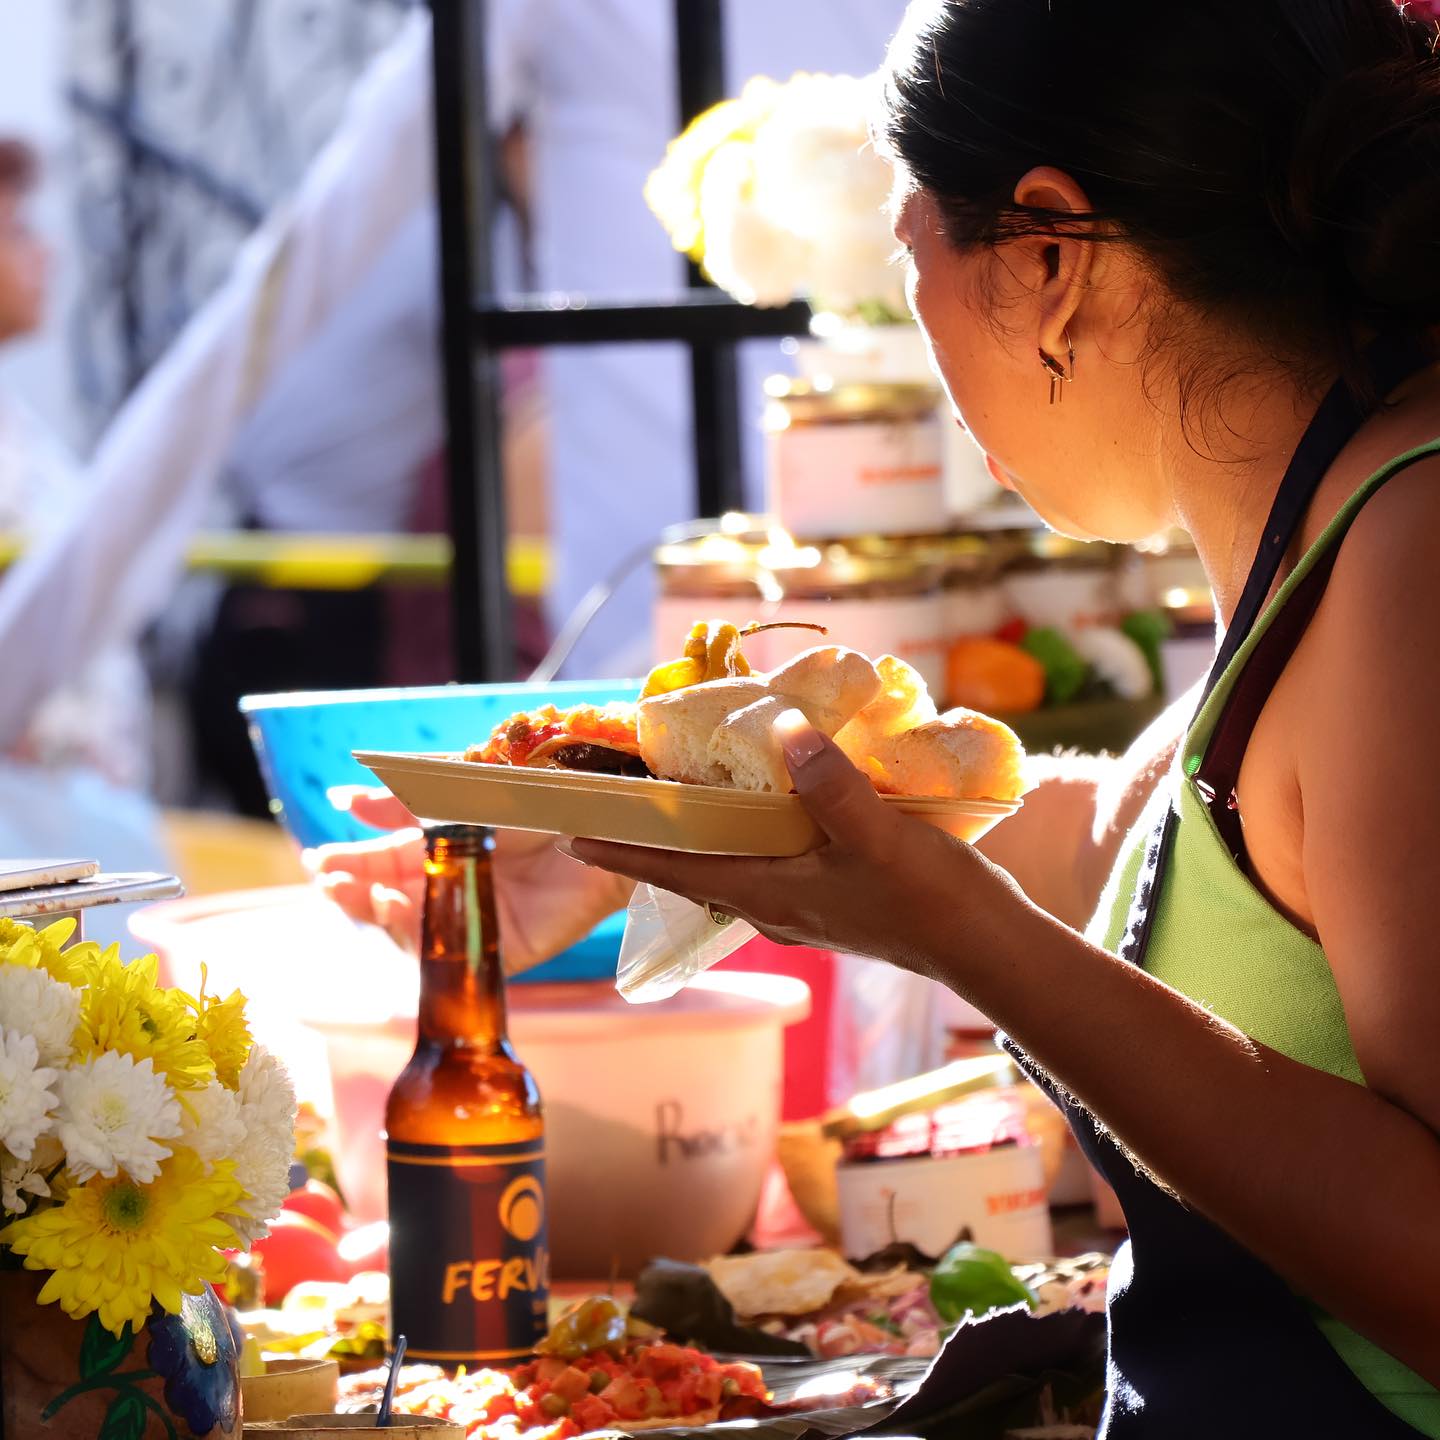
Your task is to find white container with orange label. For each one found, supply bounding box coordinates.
[836,1142,1054,1260]
[764,378,948,540]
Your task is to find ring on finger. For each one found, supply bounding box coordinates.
[704,901,734,927]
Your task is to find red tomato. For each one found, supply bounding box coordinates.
[280,1179,345,1237]
[569,1396,614,1432]
[336,1219,389,1277]
[549,1367,593,1404]
[598,1376,648,1421]
[250,1210,348,1302]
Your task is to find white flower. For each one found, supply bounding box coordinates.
[56,1051,181,1184]
[651,69,905,317]
[1072,627,1155,701]
[226,1045,297,1244]
[751,74,888,241]
[2,1133,62,1215]
[699,145,812,307]
[0,1028,59,1161]
[0,965,81,1067]
[180,1078,247,1174]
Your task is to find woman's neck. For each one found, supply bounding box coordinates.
[1168,356,1440,637]
[1164,375,1318,634]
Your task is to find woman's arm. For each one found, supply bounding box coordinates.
[976,692,1188,929]
[568,661,1440,1380]
[961,892,1440,1383]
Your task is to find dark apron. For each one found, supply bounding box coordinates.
[1006,334,1437,1438]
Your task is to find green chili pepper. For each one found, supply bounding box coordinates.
[1121,610,1173,696]
[1021,627,1088,705]
[928,1241,1038,1324]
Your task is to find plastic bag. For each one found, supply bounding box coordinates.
[615,884,756,1002]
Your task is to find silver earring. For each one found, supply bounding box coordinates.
[1038,330,1076,404]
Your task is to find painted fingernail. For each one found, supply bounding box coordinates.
[773,707,824,767]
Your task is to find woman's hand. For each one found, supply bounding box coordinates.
[568,709,1018,976]
[304,787,636,973]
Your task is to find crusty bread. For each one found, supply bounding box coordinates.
[637,678,768,785]
[637,645,1025,803]
[639,648,880,791]
[708,696,794,792]
[867,709,1027,803]
[708,649,884,793]
[834,654,937,767]
[764,647,885,733]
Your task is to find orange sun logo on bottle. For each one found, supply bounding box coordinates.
[498,1173,545,1243]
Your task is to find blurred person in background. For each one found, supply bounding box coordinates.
[0,17,436,934]
[0,137,170,940]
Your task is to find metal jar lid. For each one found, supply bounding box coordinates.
[657,527,947,601]
[763,375,942,426]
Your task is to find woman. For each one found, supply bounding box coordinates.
[316,0,1440,1431]
[0,138,171,945]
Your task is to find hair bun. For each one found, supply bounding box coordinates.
[1283,54,1440,322]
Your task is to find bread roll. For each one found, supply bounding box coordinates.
[867,708,1027,803]
[706,648,882,792]
[834,654,937,768]
[765,647,885,732]
[639,647,881,791]
[637,678,768,785]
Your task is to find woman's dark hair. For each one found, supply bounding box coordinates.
[882,0,1440,402]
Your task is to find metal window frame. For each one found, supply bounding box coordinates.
[428,0,811,681]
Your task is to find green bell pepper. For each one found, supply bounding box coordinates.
[929,1241,1038,1324]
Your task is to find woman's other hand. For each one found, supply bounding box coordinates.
[305,786,635,972]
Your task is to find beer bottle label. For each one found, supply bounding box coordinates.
[386,1138,549,1364]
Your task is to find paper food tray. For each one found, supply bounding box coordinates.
[353,752,1019,858]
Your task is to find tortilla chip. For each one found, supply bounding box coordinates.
[705,1249,858,1319]
[830,1265,927,1307]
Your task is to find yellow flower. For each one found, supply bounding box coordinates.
[0,1148,247,1337]
[72,950,214,1092]
[644,74,779,260]
[191,983,252,1091]
[0,916,99,986]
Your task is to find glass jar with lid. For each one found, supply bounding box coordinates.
[997,530,1125,631]
[653,523,949,699]
[763,377,947,541]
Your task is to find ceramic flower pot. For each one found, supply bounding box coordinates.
[0,1269,241,1440]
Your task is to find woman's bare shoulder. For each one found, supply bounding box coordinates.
[1321,451,1440,630]
[1296,451,1440,791]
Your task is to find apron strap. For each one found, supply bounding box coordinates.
[1199,442,1440,861]
[1204,332,1437,705]
[1117,332,1437,968]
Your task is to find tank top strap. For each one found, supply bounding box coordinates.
[1187,437,1440,858]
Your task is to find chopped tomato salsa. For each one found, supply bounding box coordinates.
[466,704,640,767]
[365,1342,767,1439]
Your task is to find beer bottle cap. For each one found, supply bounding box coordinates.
[423,823,494,856]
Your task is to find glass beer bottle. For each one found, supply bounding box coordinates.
[385,824,548,1365]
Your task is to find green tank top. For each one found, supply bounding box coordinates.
[1089,440,1440,1436]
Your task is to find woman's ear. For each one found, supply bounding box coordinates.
[1011,165,1096,361]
